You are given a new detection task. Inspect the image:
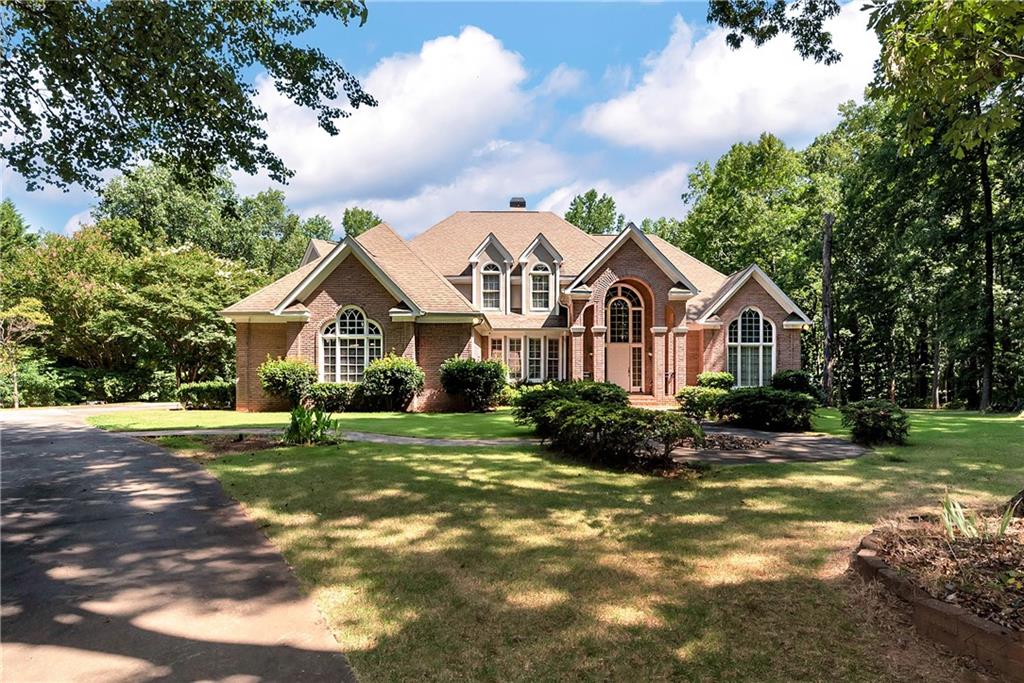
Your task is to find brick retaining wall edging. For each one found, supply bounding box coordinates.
[851,532,1024,681]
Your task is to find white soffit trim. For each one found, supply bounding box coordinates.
[219,311,309,323]
[517,233,564,264]
[566,222,699,295]
[697,264,812,325]
[273,239,423,316]
[468,232,514,264]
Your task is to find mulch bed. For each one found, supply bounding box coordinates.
[679,433,770,451]
[146,434,282,459]
[871,514,1024,632]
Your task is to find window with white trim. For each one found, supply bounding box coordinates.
[507,338,522,378]
[481,263,501,310]
[319,307,383,382]
[527,337,542,381]
[490,337,504,363]
[546,338,560,380]
[530,263,551,310]
[726,308,774,387]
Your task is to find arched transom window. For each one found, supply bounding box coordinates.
[605,285,644,391]
[727,308,774,387]
[530,263,551,310]
[320,307,383,383]
[481,263,502,310]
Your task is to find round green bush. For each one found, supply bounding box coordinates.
[303,382,357,413]
[771,370,823,402]
[696,371,735,390]
[360,354,425,411]
[674,386,728,421]
[511,380,628,429]
[439,357,508,411]
[257,357,317,406]
[717,387,817,431]
[840,399,909,445]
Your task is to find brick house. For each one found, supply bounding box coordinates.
[221,198,811,411]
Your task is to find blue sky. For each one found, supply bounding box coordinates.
[2,1,878,238]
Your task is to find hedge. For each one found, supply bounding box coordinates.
[717,387,817,431]
[177,381,235,410]
[511,380,629,436]
[696,371,735,390]
[439,357,508,411]
[359,354,425,411]
[303,382,358,413]
[840,398,909,445]
[258,357,317,406]
[674,386,728,421]
[771,370,822,402]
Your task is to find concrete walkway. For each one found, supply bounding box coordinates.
[1,405,356,682]
[673,424,867,465]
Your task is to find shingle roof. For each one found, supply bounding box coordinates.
[353,224,476,314]
[645,234,728,321]
[410,211,605,276]
[309,238,336,257]
[484,311,567,330]
[221,256,326,314]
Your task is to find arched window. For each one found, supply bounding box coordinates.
[320,306,383,383]
[481,263,501,310]
[605,284,644,391]
[530,262,551,310]
[727,308,774,387]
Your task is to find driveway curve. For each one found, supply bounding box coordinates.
[1,406,356,683]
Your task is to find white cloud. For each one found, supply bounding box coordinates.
[536,64,586,97]
[61,208,93,234]
[302,140,572,236]
[236,26,531,204]
[581,2,877,154]
[536,163,690,225]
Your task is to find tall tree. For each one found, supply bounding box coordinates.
[564,189,625,235]
[0,297,51,408]
[0,198,36,260]
[342,207,382,237]
[1,1,376,190]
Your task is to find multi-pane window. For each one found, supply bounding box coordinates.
[319,307,384,382]
[482,263,502,310]
[609,299,630,343]
[546,338,560,380]
[527,338,542,381]
[631,347,643,389]
[490,338,504,363]
[530,263,551,310]
[507,338,522,378]
[726,308,774,387]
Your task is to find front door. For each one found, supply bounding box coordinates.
[605,285,644,392]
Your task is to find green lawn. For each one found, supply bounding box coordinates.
[157,410,1023,681]
[88,407,533,439]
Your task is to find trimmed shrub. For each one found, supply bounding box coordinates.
[360,354,425,411]
[696,371,735,390]
[675,386,728,421]
[177,381,235,409]
[549,401,655,467]
[649,412,705,462]
[258,357,317,406]
[771,370,822,402]
[840,399,909,445]
[717,387,817,431]
[511,380,628,428]
[283,404,335,445]
[303,382,357,413]
[439,357,508,411]
[496,383,521,407]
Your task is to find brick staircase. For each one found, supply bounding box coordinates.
[628,394,676,409]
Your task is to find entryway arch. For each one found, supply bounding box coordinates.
[605,284,644,392]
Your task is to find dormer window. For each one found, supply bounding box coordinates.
[530,263,551,310]
[482,263,502,310]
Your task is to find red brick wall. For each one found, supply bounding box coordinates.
[701,278,802,378]
[235,322,291,412]
[412,322,475,411]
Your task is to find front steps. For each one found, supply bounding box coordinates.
[628,394,676,409]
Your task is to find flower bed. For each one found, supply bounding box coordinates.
[851,514,1023,679]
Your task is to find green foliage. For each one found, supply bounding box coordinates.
[439,357,508,412]
[771,370,821,401]
[940,492,1016,542]
[649,411,705,461]
[696,371,735,390]
[0,356,68,408]
[342,207,382,237]
[840,399,909,446]
[675,386,728,421]
[717,388,817,432]
[283,405,335,446]
[496,383,521,407]
[0,198,37,261]
[564,189,626,235]
[177,381,235,410]
[303,382,358,413]
[706,0,843,64]
[258,357,318,407]
[511,380,629,434]
[359,354,425,411]
[1,1,375,190]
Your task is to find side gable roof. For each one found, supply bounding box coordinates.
[566,222,699,295]
[696,264,812,326]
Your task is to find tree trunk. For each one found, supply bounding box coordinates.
[821,213,834,407]
[979,142,995,411]
[12,368,19,409]
[1009,487,1024,518]
[850,316,863,402]
[931,331,941,410]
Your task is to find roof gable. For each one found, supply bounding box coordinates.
[696,264,812,325]
[518,233,563,264]
[468,233,513,264]
[567,223,699,295]
[300,238,337,267]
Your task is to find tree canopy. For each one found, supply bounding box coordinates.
[564,189,625,235]
[342,207,383,237]
[1,0,376,190]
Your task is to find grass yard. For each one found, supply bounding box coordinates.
[157,410,1023,681]
[88,407,533,439]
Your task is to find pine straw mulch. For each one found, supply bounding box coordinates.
[680,433,770,451]
[872,514,1024,632]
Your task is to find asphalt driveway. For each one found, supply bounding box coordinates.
[1,406,356,682]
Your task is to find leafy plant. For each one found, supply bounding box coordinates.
[940,492,1018,541]
[771,370,822,401]
[717,387,817,431]
[258,357,317,407]
[674,386,728,421]
[283,404,335,445]
[177,380,235,410]
[303,382,357,413]
[439,357,508,411]
[696,371,735,390]
[511,380,629,430]
[359,354,424,411]
[840,399,909,445]
[649,412,705,462]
